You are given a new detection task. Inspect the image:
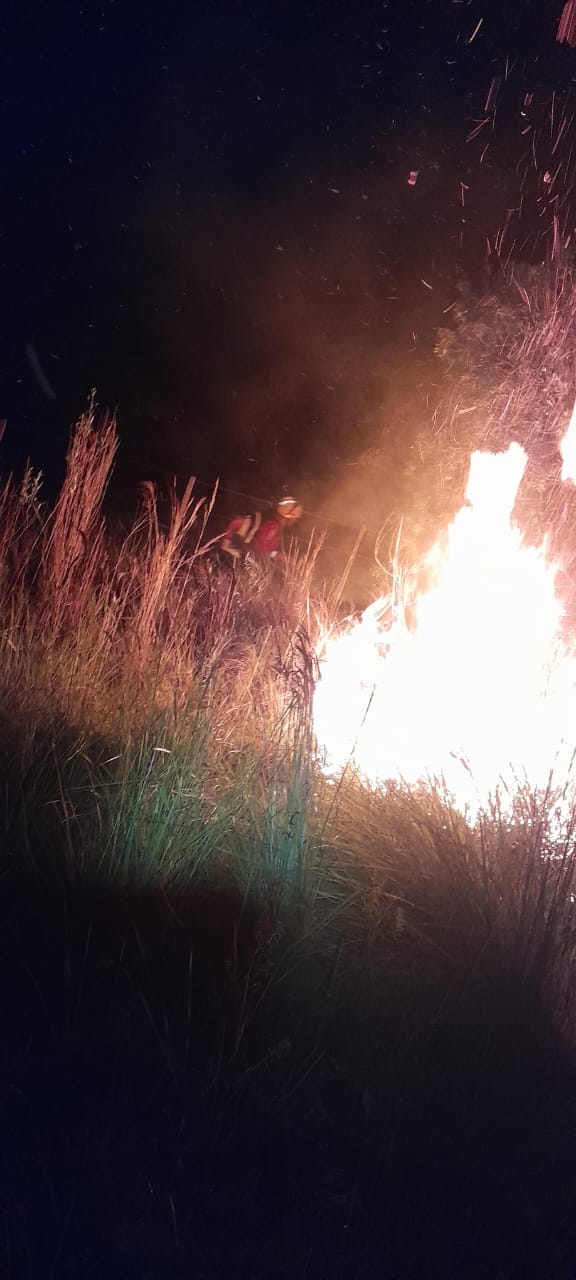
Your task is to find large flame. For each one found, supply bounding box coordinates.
[314,440,576,816]
[561,398,576,483]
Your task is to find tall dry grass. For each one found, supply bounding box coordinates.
[0,406,325,905]
[0,400,575,1053]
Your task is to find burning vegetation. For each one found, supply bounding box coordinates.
[315,437,576,817]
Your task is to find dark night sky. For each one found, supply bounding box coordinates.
[0,0,574,512]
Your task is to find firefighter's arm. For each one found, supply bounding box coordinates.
[222,516,251,558]
[243,511,261,544]
[221,536,241,559]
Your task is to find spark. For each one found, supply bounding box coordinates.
[557,0,576,46]
[467,17,484,44]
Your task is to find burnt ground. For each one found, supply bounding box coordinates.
[1,857,576,1280]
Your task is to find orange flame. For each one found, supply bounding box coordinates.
[561,398,576,483]
[314,440,576,817]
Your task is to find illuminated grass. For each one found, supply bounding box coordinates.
[415,258,576,564]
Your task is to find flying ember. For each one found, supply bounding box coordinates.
[314,441,576,817]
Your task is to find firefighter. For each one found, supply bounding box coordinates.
[221,496,303,564]
[253,496,303,560]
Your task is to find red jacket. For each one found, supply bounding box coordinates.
[222,513,283,559]
[253,519,282,557]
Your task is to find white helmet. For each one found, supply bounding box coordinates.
[276,496,302,521]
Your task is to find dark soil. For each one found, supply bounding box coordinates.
[1,857,575,1280]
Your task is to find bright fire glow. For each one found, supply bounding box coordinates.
[314,441,576,817]
[561,398,576,483]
